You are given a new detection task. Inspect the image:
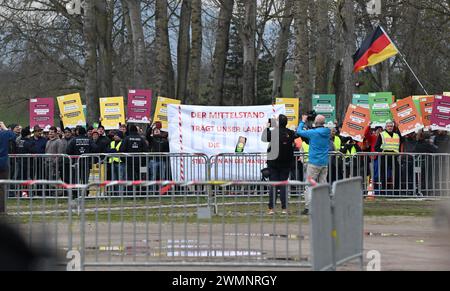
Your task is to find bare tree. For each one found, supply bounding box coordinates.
[293,0,312,112]
[239,0,257,105]
[272,0,294,100]
[205,0,235,105]
[333,0,355,121]
[84,0,99,123]
[126,0,147,89]
[155,0,175,98]
[186,0,202,105]
[96,0,114,98]
[315,0,330,93]
[176,0,192,102]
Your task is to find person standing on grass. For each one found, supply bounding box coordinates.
[296,115,331,215]
[261,114,296,215]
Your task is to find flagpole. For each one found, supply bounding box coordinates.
[379,25,429,95]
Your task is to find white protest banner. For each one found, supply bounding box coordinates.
[167,105,286,180]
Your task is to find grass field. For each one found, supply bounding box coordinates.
[3,198,439,224]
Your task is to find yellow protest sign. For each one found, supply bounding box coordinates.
[444,92,450,96]
[153,96,181,130]
[57,93,86,128]
[99,97,125,130]
[275,98,300,130]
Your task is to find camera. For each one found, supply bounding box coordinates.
[306,110,317,122]
[304,110,317,129]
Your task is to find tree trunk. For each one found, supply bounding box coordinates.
[315,0,330,94]
[293,0,312,113]
[155,0,175,98]
[205,0,234,105]
[186,0,202,105]
[239,0,257,105]
[84,0,99,124]
[333,0,355,121]
[271,0,293,100]
[126,0,147,89]
[177,0,192,102]
[95,0,114,97]
[121,0,134,96]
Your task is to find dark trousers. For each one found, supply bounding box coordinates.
[268,167,290,210]
[376,155,400,195]
[0,168,9,213]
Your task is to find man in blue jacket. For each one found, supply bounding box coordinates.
[0,121,18,213]
[297,115,331,215]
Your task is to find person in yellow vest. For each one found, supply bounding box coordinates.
[375,120,401,195]
[329,127,344,183]
[293,137,305,181]
[341,137,362,178]
[106,130,125,184]
[298,137,309,181]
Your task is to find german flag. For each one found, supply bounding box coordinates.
[353,26,398,72]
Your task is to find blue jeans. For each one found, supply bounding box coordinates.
[112,164,125,181]
[148,160,167,181]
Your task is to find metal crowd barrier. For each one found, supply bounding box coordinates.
[310,178,364,271]
[78,180,310,269]
[0,179,367,271]
[0,180,86,269]
[7,152,450,198]
[1,180,312,270]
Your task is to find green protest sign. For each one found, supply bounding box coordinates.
[312,94,336,125]
[369,92,393,128]
[352,94,369,109]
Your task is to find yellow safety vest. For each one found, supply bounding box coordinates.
[381,131,400,153]
[346,146,357,157]
[302,142,309,163]
[334,136,342,151]
[108,141,122,163]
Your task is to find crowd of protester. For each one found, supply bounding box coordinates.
[263,113,450,214]
[1,119,170,188]
[1,112,450,198]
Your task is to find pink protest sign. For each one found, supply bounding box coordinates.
[29,98,54,130]
[430,95,450,131]
[127,89,152,123]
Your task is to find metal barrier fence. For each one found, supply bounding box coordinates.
[1,180,312,270]
[80,181,310,269]
[0,180,83,269]
[310,178,364,271]
[7,152,450,198]
[0,179,366,270]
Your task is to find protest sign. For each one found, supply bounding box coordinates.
[419,96,434,130]
[312,94,336,125]
[369,92,393,128]
[57,93,86,128]
[390,96,423,136]
[167,105,285,180]
[127,89,152,123]
[352,94,370,109]
[276,98,299,130]
[430,95,450,131]
[29,98,54,131]
[340,105,370,142]
[153,96,181,130]
[100,97,125,130]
